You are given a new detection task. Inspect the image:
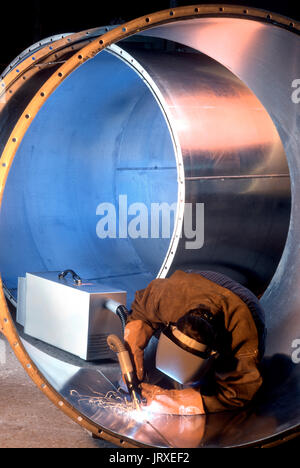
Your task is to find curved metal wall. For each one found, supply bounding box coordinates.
[0,5,299,448]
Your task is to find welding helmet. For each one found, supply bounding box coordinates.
[155,312,219,385]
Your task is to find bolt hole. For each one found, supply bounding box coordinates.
[40,92,45,97]
[170,11,174,16]
[243,9,248,14]
[145,17,150,23]
[2,163,7,167]
[12,137,17,142]
[219,7,224,12]
[194,7,199,13]
[78,55,83,60]
[25,114,30,119]
[122,27,126,32]
[267,14,271,20]
[99,39,104,45]
[58,72,63,77]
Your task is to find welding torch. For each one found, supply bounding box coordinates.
[107,334,142,411]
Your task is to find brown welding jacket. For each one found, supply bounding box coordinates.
[129,270,263,413]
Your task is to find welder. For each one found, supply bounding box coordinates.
[124,269,266,415]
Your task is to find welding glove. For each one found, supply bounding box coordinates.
[124,320,154,381]
[141,383,205,415]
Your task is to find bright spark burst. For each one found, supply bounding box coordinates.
[70,387,156,424]
[70,387,134,414]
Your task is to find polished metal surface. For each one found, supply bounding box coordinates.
[22,338,300,448]
[0,9,299,448]
[121,44,291,295]
[141,18,300,355]
[0,47,177,306]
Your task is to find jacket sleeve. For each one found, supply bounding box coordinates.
[201,354,263,412]
[128,279,166,329]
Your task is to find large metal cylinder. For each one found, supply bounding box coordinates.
[0,5,299,448]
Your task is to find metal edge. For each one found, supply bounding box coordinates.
[0,4,299,448]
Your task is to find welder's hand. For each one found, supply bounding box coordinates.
[141,383,205,415]
[124,320,154,381]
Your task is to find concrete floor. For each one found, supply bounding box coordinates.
[0,333,116,448]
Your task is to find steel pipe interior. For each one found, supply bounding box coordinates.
[0,11,299,448]
[0,48,178,306]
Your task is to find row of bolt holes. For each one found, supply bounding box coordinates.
[5,8,297,146]
[2,320,88,424]
[11,10,296,74]
[3,316,128,438]
[1,6,297,445]
[8,8,182,425]
[1,320,69,411]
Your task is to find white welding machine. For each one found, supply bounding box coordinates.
[17,270,126,361]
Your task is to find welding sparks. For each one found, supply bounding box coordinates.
[69,387,156,424]
[70,388,135,414]
[69,388,181,448]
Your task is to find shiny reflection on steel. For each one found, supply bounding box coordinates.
[140,16,300,354]
[0,5,299,448]
[119,42,291,295]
